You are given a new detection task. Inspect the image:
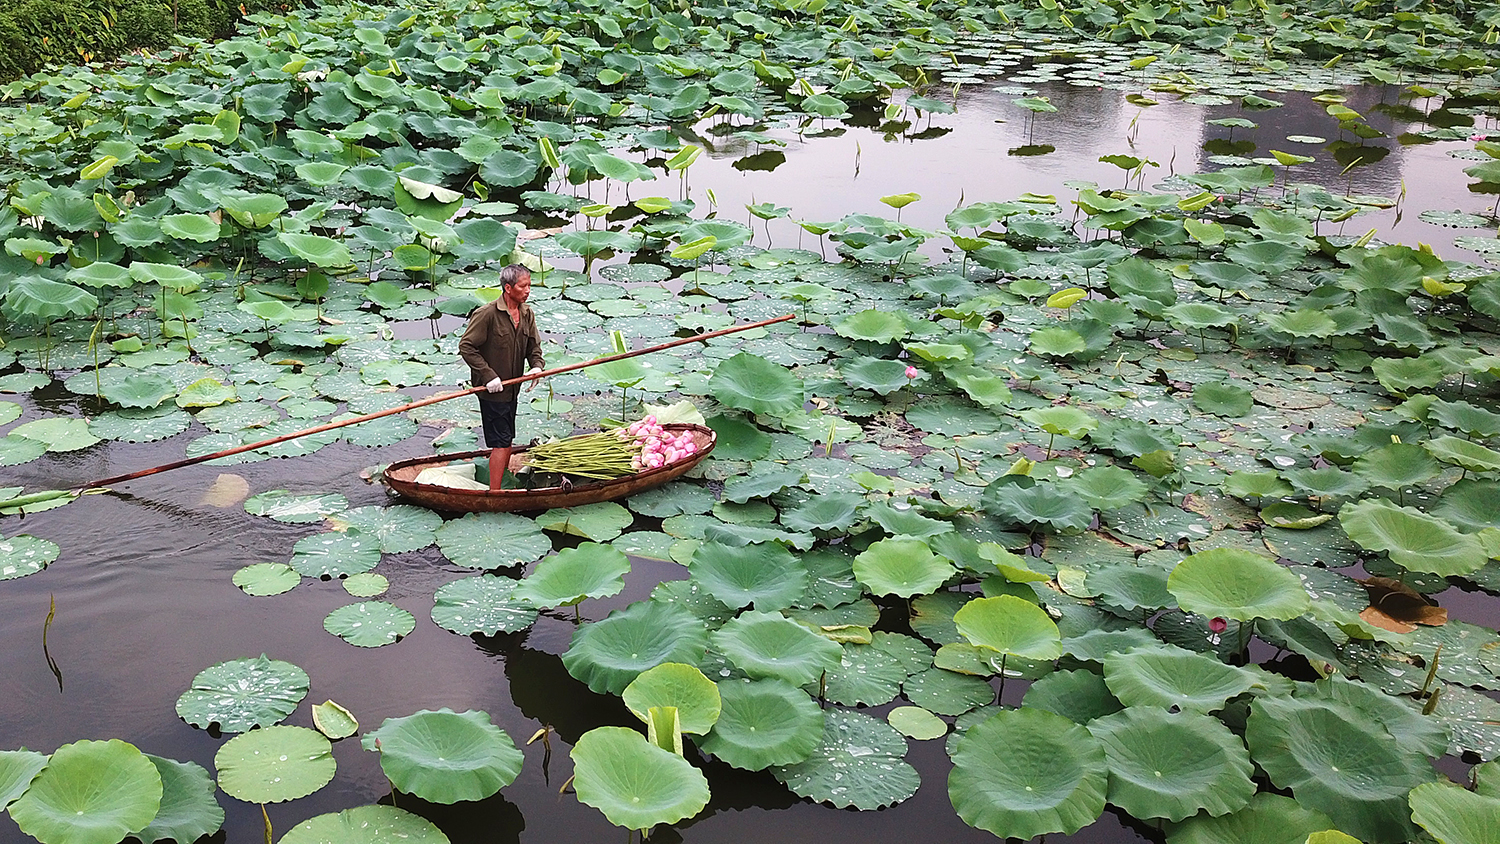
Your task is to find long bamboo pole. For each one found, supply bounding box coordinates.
[83,314,794,489]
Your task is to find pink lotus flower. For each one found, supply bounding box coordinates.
[1472,133,1489,142]
[904,365,918,379]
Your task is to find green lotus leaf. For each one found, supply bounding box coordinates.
[1426,435,1500,473]
[772,708,918,809]
[311,700,359,740]
[1431,399,1500,438]
[888,706,948,740]
[10,417,100,452]
[954,595,1062,660]
[1103,645,1261,713]
[1022,406,1099,438]
[948,707,1106,840]
[842,356,915,395]
[1167,548,1311,621]
[136,756,223,844]
[515,542,630,608]
[572,726,710,830]
[1193,381,1253,416]
[1433,480,1500,532]
[0,749,48,809]
[290,531,380,579]
[340,573,387,597]
[1029,327,1087,358]
[1223,470,1294,500]
[1247,696,1431,842]
[1087,708,1254,822]
[175,654,308,732]
[704,415,772,460]
[687,540,807,611]
[712,610,842,685]
[1067,465,1149,510]
[902,667,997,716]
[1340,498,1486,576]
[0,534,60,580]
[1371,356,1447,395]
[279,805,450,844]
[232,562,299,596]
[175,377,236,408]
[1022,668,1123,724]
[160,213,221,242]
[67,262,133,289]
[324,601,415,648]
[834,309,908,343]
[1409,781,1500,844]
[1305,676,1449,759]
[279,232,353,268]
[1168,793,1336,844]
[776,494,860,535]
[722,467,806,505]
[563,601,708,695]
[95,372,176,409]
[536,502,633,542]
[2,278,98,324]
[623,663,721,735]
[698,677,823,770]
[243,490,348,523]
[865,501,953,539]
[708,352,805,417]
[215,726,334,804]
[361,709,521,804]
[9,739,162,844]
[434,511,552,569]
[431,575,538,635]
[852,537,955,599]
[814,640,906,705]
[1085,563,1173,612]
[981,478,1094,532]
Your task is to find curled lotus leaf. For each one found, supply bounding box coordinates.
[711,610,843,686]
[1103,645,1261,713]
[0,750,48,809]
[1166,548,1311,622]
[515,542,630,608]
[1086,708,1254,822]
[563,601,709,695]
[571,727,710,830]
[948,707,1106,840]
[8,740,162,844]
[953,595,1062,660]
[1339,498,1486,576]
[708,353,805,417]
[623,663,722,735]
[699,677,824,770]
[361,709,522,804]
[1168,793,1336,844]
[853,537,955,598]
[687,540,807,611]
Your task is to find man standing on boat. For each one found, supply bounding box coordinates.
[460,264,544,490]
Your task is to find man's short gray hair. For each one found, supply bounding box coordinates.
[499,264,531,287]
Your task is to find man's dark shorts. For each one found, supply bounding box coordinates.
[479,399,517,448]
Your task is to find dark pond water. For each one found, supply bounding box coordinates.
[2,74,1498,844]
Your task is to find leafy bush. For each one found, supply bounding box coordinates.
[0,0,305,81]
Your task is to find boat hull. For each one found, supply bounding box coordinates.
[382,424,715,513]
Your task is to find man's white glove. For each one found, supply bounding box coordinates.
[485,377,504,393]
[525,367,543,391]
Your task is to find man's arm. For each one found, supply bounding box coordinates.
[525,308,545,371]
[459,308,499,383]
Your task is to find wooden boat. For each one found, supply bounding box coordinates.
[383,423,716,513]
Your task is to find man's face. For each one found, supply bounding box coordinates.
[504,273,531,308]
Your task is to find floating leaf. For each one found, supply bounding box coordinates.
[279,806,450,844]
[1340,499,1486,576]
[713,610,843,685]
[699,677,824,770]
[563,601,708,695]
[362,709,522,803]
[215,726,335,804]
[431,575,538,636]
[773,709,919,809]
[688,540,807,611]
[435,511,552,569]
[1086,708,1254,822]
[0,534,60,580]
[516,542,630,608]
[175,655,309,733]
[9,740,162,844]
[232,563,298,596]
[888,706,948,740]
[853,537,955,598]
[324,601,415,648]
[244,490,348,523]
[709,353,805,417]
[954,595,1063,660]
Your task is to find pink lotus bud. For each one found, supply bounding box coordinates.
[682,443,697,455]
[631,456,642,470]
[1208,617,1228,634]
[904,365,918,379]
[665,448,679,462]
[1472,133,1488,142]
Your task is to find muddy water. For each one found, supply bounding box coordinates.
[1,77,1496,844]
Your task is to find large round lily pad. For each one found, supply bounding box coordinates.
[772,708,919,810]
[1340,498,1486,576]
[435,511,552,569]
[698,678,824,771]
[175,654,309,733]
[953,594,1063,660]
[1166,548,1311,621]
[279,805,450,844]
[948,707,1106,840]
[688,540,808,611]
[1086,708,1254,822]
[431,575,538,635]
[8,740,162,844]
[711,610,842,686]
[515,542,630,608]
[708,352,805,417]
[853,537,956,598]
[335,505,442,554]
[243,490,348,523]
[563,601,709,695]
[215,725,335,804]
[361,709,522,804]
[289,531,380,579]
[1103,645,1259,713]
[570,726,710,830]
